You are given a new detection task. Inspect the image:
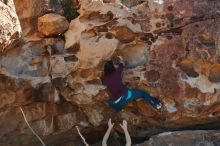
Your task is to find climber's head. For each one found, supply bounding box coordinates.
[104,60,115,76]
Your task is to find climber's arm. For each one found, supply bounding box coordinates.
[124,128,131,146]
[102,128,111,146]
[113,55,125,65]
[120,120,131,146]
[102,119,114,146]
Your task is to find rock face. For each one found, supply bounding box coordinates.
[0,0,21,52]
[38,13,69,36]
[0,0,220,146]
[13,0,65,37]
[135,130,220,146]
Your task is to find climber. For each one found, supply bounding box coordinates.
[102,119,131,146]
[101,56,162,112]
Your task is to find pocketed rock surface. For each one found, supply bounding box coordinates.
[0,0,220,145]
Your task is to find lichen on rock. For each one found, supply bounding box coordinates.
[0,0,21,52]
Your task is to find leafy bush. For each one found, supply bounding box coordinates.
[61,0,79,21]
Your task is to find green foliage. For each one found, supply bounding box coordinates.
[61,0,79,21]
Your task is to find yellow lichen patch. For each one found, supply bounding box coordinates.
[118,41,148,68]
[177,58,199,77]
[193,60,212,76]
[80,68,94,79]
[198,33,215,47]
[208,64,220,82]
[114,26,136,43]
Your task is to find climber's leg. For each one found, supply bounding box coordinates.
[107,89,162,111]
[107,98,123,112]
[127,89,161,109]
[107,93,130,112]
[107,90,132,112]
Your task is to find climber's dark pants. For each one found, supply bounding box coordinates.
[107,89,159,112]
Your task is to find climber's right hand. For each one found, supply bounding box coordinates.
[113,56,124,65]
[108,118,114,129]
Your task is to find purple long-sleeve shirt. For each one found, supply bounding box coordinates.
[101,63,128,100]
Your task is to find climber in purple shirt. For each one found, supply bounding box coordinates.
[101,56,162,112]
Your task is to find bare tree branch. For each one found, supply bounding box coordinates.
[75,126,89,146]
[20,107,46,146]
